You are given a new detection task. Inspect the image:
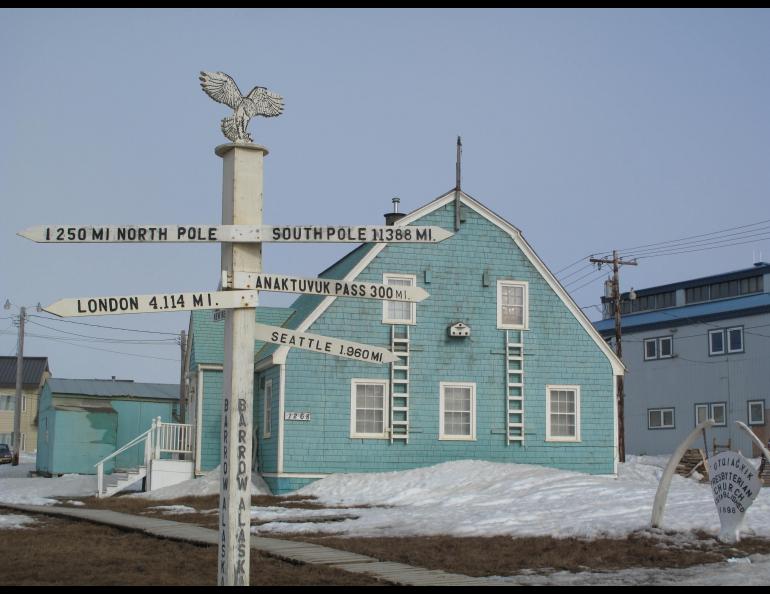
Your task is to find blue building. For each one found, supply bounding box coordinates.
[594,262,770,457]
[37,378,179,476]
[184,190,624,493]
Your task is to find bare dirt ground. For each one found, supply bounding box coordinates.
[300,532,770,576]
[0,510,385,586]
[55,493,770,578]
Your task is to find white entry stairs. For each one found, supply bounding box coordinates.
[100,466,147,498]
[95,417,193,498]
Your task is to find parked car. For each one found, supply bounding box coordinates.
[0,443,12,464]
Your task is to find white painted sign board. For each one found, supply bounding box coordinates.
[709,450,761,542]
[229,271,428,302]
[19,224,452,243]
[44,290,258,317]
[254,323,398,364]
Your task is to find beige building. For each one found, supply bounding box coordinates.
[0,356,50,453]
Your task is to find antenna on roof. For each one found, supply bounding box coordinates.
[454,136,462,232]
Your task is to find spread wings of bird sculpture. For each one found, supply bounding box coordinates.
[199,71,284,143]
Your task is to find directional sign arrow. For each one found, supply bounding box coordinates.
[43,290,259,317]
[254,324,399,364]
[229,272,429,302]
[19,224,453,244]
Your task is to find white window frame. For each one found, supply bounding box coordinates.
[350,379,389,439]
[710,402,727,427]
[708,329,725,356]
[497,280,529,330]
[439,382,476,441]
[546,385,581,442]
[263,379,273,439]
[659,336,673,359]
[643,338,658,361]
[382,273,417,325]
[648,407,675,430]
[727,326,744,354]
[748,400,765,426]
[695,403,709,426]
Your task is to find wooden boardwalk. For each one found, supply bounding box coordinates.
[0,503,501,586]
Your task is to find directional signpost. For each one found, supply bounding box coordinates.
[19,72,454,587]
[19,224,451,244]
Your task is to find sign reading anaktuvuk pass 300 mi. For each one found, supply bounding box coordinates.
[19,224,452,243]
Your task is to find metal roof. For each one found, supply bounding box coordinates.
[594,292,770,335]
[0,356,50,388]
[46,378,179,400]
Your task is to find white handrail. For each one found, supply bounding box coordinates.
[95,417,194,497]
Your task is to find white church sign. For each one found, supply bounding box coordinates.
[709,451,761,542]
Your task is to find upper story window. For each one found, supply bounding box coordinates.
[709,327,743,356]
[644,336,673,361]
[497,281,528,330]
[382,274,416,325]
[686,275,763,304]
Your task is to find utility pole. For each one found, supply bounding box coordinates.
[590,251,637,462]
[12,306,26,466]
[178,329,186,423]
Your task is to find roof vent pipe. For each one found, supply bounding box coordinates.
[384,197,406,226]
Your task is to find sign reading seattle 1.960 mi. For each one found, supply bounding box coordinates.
[43,290,258,317]
[254,323,399,364]
[19,224,452,244]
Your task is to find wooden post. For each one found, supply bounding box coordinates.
[215,143,266,586]
[12,307,25,465]
[589,251,637,463]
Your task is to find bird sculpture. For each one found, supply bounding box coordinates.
[199,71,284,143]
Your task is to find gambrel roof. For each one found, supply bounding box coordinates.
[261,189,624,376]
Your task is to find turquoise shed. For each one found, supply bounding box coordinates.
[184,190,625,494]
[37,378,179,476]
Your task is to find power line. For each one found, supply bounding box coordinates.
[27,313,181,336]
[25,319,178,344]
[617,218,770,253]
[624,231,770,260]
[21,332,180,362]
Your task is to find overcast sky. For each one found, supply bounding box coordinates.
[1,9,768,383]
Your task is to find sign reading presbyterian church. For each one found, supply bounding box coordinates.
[709,451,761,542]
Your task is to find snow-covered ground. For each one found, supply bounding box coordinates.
[0,513,37,529]
[251,456,770,541]
[0,453,95,506]
[128,466,270,500]
[2,453,770,583]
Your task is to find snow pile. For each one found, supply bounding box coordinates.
[130,465,270,500]
[0,472,96,506]
[250,457,770,539]
[148,505,198,514]
[0,514,37,529]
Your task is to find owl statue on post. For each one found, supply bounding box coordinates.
[199,71,284,143]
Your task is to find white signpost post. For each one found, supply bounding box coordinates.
[19,72,453,586]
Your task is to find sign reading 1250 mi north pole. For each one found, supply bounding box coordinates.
[19,224,452,243]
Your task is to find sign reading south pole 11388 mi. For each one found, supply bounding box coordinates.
[18,224,452,243]
[709,451,761,542]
